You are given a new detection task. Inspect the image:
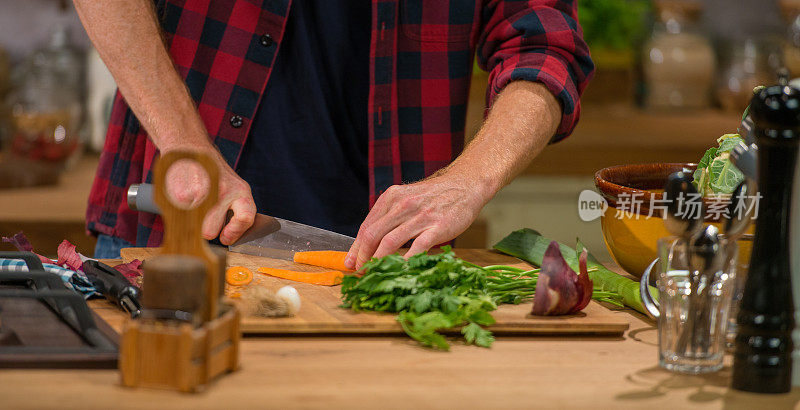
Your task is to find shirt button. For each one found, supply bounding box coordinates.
[259,34,273,47]
[230,115,243,128]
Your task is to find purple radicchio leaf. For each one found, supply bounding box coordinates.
[2,231,56,264]
[57,240,85,272]
[2,231,33,252]
[531,241,594,316]
[569,248,593,314]
[112,259,143,287]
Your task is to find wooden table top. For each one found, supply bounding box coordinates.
[1,256,798,409]
[0,155,99,223]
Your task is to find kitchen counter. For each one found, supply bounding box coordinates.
[0,256,797,409]
[0,154,100,254]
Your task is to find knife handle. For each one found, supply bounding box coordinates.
[129,183,234,226]
[127,183,161,214]
[82,259,142,318]
[129,183,234,247]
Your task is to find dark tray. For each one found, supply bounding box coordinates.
[0,252,118,369]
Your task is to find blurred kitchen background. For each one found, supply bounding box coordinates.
[0,0,793,259]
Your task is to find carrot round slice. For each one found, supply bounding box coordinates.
[226,266,254,286]
[293,251,352,272]
[257,267,344,286]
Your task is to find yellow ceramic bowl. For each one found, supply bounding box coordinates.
[595,163,754,278]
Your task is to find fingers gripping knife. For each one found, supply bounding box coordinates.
[119,151,241,393]
[127,184,355,260]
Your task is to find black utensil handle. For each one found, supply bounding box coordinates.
[82,260,142,317]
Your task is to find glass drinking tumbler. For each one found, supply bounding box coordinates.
[641,236,737,374]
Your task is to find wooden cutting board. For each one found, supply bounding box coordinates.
[120,247,630,335]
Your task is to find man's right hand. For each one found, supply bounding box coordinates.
[164,147,257,246]
[73,0,257,245]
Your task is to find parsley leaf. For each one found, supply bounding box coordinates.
[462,322,495,347]
[341,246,534,350]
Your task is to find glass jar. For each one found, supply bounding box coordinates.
[5,25,84,172]
[642,0,715,110]
[715,38,781,113]
[780,0,800,76]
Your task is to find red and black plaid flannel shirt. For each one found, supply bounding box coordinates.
[86,0,594,246]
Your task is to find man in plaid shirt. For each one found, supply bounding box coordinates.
[74,0,593,268]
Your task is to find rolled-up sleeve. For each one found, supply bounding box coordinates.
[477,0,594,142]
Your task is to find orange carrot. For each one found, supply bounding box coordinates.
[257,267,344,286]
[292,251,352,272]
[226,266,254,286]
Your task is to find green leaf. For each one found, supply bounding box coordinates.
[693,134,745,195]
[374,276,418,292]
[440,294,462,313]
[692,147,718,192]
[421,332,451,351]
[411,291,434,313]
[709,155,744,194]
[696,147,717,170]
[468,310,496,326]
[398,311,457,350]
[462,323,495,347]
[716,134,743,153]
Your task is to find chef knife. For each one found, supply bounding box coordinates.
[127,183,355,260]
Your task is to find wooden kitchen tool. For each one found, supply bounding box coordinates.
[119,151,241,393]
[151,151,221,322]
[140,255,207,326]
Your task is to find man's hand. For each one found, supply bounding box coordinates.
[164,147,256,246]
[344,173,488,269]
[345,81,561,270]
[73,0,258,244]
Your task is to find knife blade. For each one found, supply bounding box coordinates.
[127,183,355,259]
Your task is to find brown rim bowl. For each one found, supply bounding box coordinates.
[593,163,754,278]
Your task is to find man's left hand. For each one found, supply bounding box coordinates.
[343,81,562,271]
[344,173,487,270]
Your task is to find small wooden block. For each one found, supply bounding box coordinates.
[119,305,240,393]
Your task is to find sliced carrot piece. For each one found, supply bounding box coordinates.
[293,251,352,272]
[226,266,254,286]
[257,267,344,286]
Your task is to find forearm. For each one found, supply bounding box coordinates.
[436,80,561,202]
[73,0,215,154]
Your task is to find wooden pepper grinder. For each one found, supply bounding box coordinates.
[732,84,799,393]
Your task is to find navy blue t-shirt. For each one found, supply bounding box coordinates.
[236,1,370,237]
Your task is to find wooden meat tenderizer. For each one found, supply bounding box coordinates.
[119,151,241,392]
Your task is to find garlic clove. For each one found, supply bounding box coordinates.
[276,285,301,315]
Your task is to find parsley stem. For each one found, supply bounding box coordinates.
[482,265,525,272]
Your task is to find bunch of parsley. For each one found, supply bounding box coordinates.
[340,246,539,350]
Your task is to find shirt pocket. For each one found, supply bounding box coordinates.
[400,0,479,43]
